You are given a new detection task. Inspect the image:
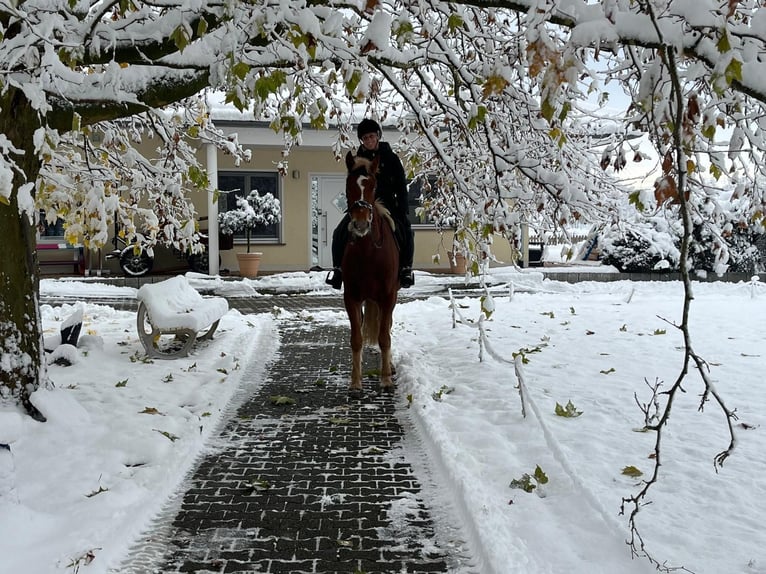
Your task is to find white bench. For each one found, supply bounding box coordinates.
[136,276,229,359]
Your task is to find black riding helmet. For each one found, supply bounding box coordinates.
[357,118,382,140]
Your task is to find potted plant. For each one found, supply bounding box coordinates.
[218,190,281,278]
[448,250,467,274]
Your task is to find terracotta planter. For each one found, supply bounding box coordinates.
[448,252,466,274]
[236,252,262,278]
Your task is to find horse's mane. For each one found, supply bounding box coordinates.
[375,199,395,232]
[348,155,373,175]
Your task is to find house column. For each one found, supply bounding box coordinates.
[206,143,219,275]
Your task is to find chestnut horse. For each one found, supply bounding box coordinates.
[342,150,400,398]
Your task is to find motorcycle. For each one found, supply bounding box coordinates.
[106,229,154,277]
[106,220,215,277]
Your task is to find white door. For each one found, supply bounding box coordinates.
[312,175,347,269]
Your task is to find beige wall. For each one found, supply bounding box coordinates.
[91,125,517,276]
[413,227,516,272]
[213,146,325,273]
[211,137,517,275]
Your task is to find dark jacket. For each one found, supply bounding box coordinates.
[356,141,408,219]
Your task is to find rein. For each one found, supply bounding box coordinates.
[370,201,385,249]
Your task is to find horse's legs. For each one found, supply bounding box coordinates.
[347,302,364,396]
[378,303,395,390]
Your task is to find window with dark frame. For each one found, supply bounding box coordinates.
[38,210,65,238]
[218,171,282,242]
[406,177,437,226]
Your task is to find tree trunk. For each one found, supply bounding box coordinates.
[0,88,46,421]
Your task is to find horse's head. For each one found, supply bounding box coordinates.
[345,151,380,238]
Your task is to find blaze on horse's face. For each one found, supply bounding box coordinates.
[345,151,379,238]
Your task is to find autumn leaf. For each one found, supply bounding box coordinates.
[153,429,179,442]
[726,0,739,18]
[85,485,109,498]
[510,474,536,492]
[686,94,700,125]
[554,400,583,418]
[654,175,682,205]
[269,395,295,405]
[717,29,731,53]
[600,148,611,170]
[661,151,673,174]
[622,466,643,478]
[482,74,508,98]
[328,417,351,425]
[725,58,743,85]
[613,147,626,171]
[628,191,645,212]
[246,478,271,491]
[447,13,464,34]
[171,24,190,52]
[360,40,377,54]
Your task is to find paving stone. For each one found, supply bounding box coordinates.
[117,294,467,574]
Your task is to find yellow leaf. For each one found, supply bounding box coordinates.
[621,465,643,478]
[482,74,508,98]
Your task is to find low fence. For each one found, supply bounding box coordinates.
[528,234,589,245]
[539,271,765,284]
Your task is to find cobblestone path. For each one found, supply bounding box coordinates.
[120,298,469,574]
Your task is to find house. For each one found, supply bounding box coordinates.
[38,121,519,277]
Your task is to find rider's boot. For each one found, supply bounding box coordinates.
[399,267,414,288]
[326,268,343,289]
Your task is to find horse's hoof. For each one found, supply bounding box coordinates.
[348,388,364,400]
[380,385,395,395]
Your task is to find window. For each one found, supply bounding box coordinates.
[38,211,65,239]
[218,171,282,242]
[406,177,438,226]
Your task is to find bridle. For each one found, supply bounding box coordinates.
[351,198,374,217]
[352,199,373,211]
[348,172,383,248]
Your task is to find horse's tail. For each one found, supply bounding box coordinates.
[362,300,381,347]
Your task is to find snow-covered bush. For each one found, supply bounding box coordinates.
[218,191,281,253]
[600,220,680,273]
[600,217,764,274]
[717,228,764,273]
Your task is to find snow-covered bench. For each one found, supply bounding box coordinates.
[136,276,229,359]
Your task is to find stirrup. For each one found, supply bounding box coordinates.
[325,268,343,289]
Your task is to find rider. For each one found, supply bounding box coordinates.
[326,118,415,289]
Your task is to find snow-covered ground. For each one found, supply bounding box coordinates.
[1,266,765,574]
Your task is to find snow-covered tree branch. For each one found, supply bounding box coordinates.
[0,10,763,570]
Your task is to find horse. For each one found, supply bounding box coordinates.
[341,150,400,398]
